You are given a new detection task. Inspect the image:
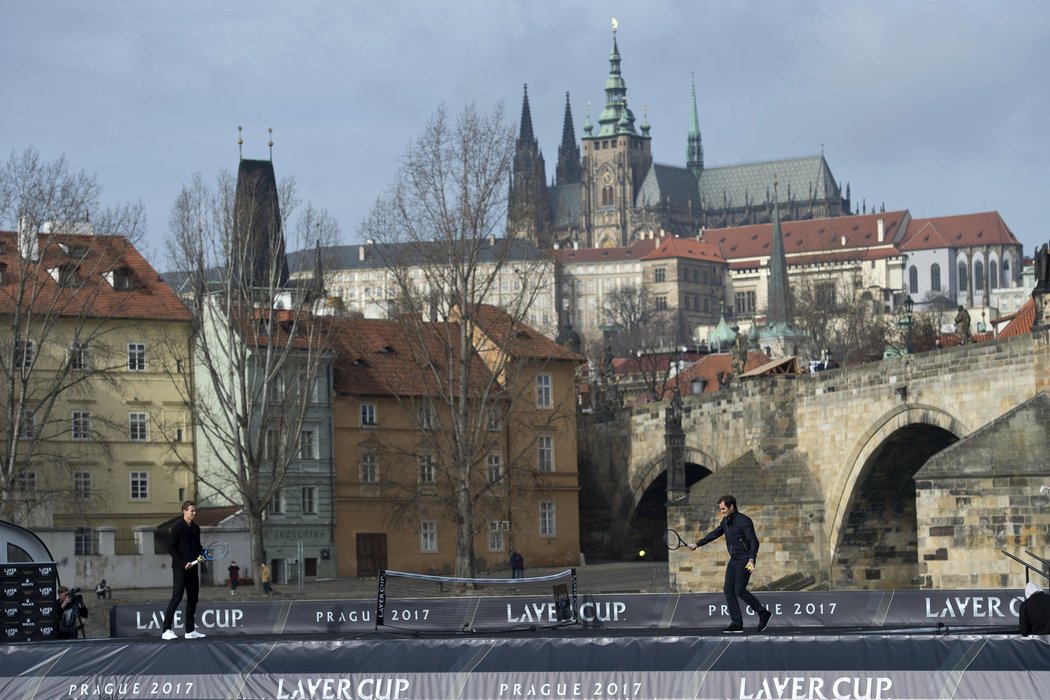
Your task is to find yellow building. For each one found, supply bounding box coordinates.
[0,230,194,555]
[330,307,583,577]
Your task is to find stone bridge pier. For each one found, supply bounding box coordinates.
[578,331,1050,591]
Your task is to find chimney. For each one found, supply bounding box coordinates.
[358,245,366,262]
[18,216,39,262]
[877,218,885,242]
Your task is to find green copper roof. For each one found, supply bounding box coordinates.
[593,32,638,137]
[707,307,738,351]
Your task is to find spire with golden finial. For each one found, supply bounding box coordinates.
[237,126,243,160]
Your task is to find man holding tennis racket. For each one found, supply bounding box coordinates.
[161,500,206,640]
[687,495,773,634]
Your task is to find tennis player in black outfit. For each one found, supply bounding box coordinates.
[688,495,773,633]
[162,500,206,640]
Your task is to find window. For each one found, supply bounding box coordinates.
[489,521,505,551]
[15,340,34,369]
[601,185,613,206]
[958,262,968,292]
[420,521,437,552]
[974,261,984,291]
[735,290,756,315]
[127,343,147,371]
[130,471,149,500]
[72,411,91,440]
[268,374,284,402]
[930,263,941,292]
[268,490,285,514]
[74,527,95,556]
[655,295,668,311]
[419,454,435,483]
[71,341,90,370]
[487,408,503,432]
[990,262,998,290]
[536,374,552,408]
[73,471,92,499]
[418,404,434,430]
[129,412,148,441]
[361,453,378,483]
[13,471,36,492]
[265,429,281,461]
[909,266,918,294]
[302,486,317,515]
[1003,259,1011,286]
[361,403,377,427]
[487,453,503,483]
[539,501,556,537]
[537,435,554,472]
[17,410,35,439]
[815,283,836,310]
[654,267,666,283]
[298,429,317,459]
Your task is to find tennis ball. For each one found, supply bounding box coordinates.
[638,549,646,557]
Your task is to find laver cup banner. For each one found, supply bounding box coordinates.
[2,635,1049,699]
[111,589,1027,637]
[0,562,59,642]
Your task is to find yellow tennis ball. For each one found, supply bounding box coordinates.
[638,549,646,557]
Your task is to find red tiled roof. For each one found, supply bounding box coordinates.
[0,231,192,322]
[329,317,497,398]
[706,211,908,262]
[997,298,1035,339]
[472,305,585,363]
[553,237,660,264]
[898,211,1019,251]
[662,351,769,397]
[642,237,726,263]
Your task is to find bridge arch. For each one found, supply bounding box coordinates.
[828,403,966,585]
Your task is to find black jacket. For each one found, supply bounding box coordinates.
[168,518,203,569]
[1020,592,1050,636]
[697,511,760,561]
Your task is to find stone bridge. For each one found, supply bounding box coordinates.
[578,331,1050,591]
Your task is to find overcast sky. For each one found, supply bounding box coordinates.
[4,1,1048,264]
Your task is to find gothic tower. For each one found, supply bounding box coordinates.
[686,75,704,180]
[580,27,652,248]
[556,92,582,185]
[508,84,550,245]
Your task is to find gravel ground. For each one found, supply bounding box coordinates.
[76,560,670,639]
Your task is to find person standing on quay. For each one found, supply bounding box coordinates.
[161,501,206,640]
[227,561,240,595]
[688,494,773,633]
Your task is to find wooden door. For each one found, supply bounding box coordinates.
[356,533,388,577]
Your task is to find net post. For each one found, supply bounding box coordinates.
[376,569,387,629]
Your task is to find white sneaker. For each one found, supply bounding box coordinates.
[161,629,178,641]
[184,630,206,639]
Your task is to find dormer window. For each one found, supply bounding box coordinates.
[50,264,81,287]
[106,266,135,291]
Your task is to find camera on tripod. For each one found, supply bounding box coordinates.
[67,587,82,601]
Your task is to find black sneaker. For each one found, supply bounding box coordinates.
[757,609,773,632]
[722,623,744,633]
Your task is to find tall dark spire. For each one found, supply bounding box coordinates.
[232,158,289,293]
[518,84,536,146]
[556,92,581,185]
[766,181,793,326]
[508,84,549,245]
[686,75,704,178]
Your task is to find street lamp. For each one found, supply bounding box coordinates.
[904,295,915,354]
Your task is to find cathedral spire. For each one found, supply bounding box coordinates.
[766,180,793,326]
[556,92,581,185]
[595,26,636,137]
[687,74,704,178]
[518,84,536,147]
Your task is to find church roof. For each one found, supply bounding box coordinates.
[897,211,1019,251]
[707,210,909,265]
[698,155,839,211]
[636,163,701,211]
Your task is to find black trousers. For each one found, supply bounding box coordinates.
[163,565,199,632]
[723,556,765,625]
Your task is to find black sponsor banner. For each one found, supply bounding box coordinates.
[0,562,58,642]
[110,589,1027,638]
[2,634,1049,699]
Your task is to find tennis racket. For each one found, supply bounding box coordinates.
[663,529,689,550]
[190,540,230,567]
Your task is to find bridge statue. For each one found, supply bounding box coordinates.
[955,306,971,344]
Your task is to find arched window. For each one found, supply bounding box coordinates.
[974,261,984,291]
[958,262,968,292]
[601,186,613,206]
[930,263,941,292]
[1003,258,1011,287]
[909,266,918,294]
[989,261,998,289]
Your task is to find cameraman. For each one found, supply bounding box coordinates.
[57,585,88,639]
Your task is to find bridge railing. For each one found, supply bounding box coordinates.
[1000,548,1050,585]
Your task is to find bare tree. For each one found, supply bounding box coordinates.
[360,103,566,577]
[165,161,339,587]
[792,271,892,365]
[600,283,677,402]
[0,147,148,525]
